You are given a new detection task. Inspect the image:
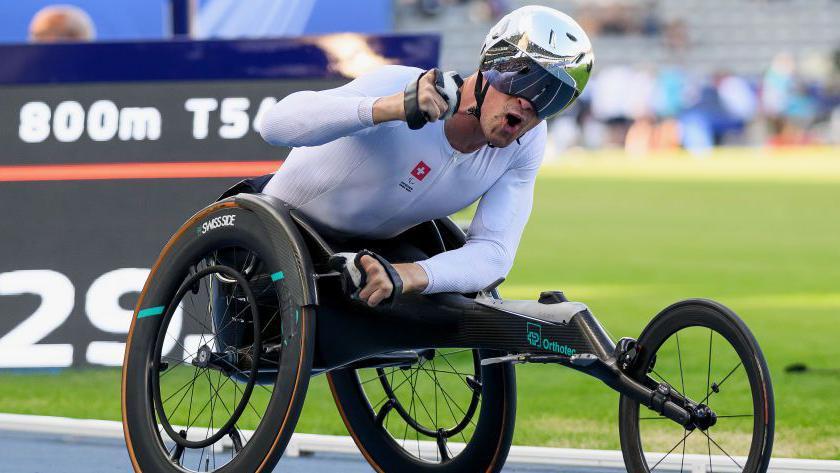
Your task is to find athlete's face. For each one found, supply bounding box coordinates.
[479,85,541,147]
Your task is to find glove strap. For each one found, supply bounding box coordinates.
[404,69,433,130]
[356,250,403,306]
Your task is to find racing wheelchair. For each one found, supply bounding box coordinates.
[121,190,775,473]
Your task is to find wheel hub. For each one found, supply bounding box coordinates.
[692,404,717,431]
[191,345,235,372]
[193,345,212,368]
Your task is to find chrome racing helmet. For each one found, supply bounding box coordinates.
[471,5,594,121]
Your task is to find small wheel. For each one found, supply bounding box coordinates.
[328,348,516,473]
[122,201,314,472]
[619,299,775,473]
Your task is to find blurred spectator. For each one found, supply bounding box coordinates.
[577,1,662,37]
[662,18,688,54]
[762,52,822,146]
[718,73,758,124]
[28,4,96,43]
[589,65,655,146]
[762,52,796,119]
[653,67,691,118]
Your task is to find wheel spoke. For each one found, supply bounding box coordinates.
[649,430,694,471]
[259,308,281,338]
[370,371,417,411]
[164,370,203,423]
[418,367,477,431]
[413,366,476,379]
[166,333,196,363]
[676,332,687,405]
[204,369,215,462]
[706,329,713,407]
[697,361,743,406]
[162,366,205,406]
[180,300,217,336]
[158,354,193,379]
[437,351,477,390]
[212,353,270,393]
[232,381,264,420]
[708,430,713,473]
[396,368,439,432]
[699,429,743,470]
[400,368,415,450]
[411,368,421,459]
[361,368,396,386]
[432,359,440,448]
[183,368,198,440]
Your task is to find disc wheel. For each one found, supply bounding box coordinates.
[122,201,314,473]
[328,348,516,473]
[619,299,774,473]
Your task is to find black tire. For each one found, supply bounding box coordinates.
[122,200,315,472]
[328,348,516,473]
[619,299,774,473]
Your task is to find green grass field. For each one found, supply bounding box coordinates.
[2,147,838,459]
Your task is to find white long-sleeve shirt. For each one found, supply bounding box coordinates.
[260,65,546,294]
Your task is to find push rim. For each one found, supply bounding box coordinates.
[147,247,288,471]
[151,264,261,450]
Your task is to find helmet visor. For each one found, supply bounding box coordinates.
[480,49,579,119]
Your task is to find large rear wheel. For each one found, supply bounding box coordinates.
[122,201,314,472]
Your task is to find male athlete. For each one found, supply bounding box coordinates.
[259,6,593,307]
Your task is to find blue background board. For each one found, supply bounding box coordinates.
[0,0,392,43]
[0,0,166,42]
[304,0,391,34]
[0,35,440,84]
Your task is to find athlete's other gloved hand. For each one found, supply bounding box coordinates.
[404,68,463,130]
[328,250,404,307]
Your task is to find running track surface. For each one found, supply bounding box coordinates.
[0,429,622,473]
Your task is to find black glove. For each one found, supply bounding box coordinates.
[403,68,464,130]
[328,250,404,306]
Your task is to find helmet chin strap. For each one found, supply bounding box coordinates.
[468,71,523,148]
[467,70,491,121]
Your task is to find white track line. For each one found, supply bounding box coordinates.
[0,413,837,472]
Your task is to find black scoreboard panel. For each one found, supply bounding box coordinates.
[0,178,235,368]
[1,79,347,166]
[0,36,438,368]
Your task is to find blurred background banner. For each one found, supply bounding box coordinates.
[0,0,393,41]
[0,32,438,368]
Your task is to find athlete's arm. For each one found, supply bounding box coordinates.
[258,65,445,148]
[414,142,545,295]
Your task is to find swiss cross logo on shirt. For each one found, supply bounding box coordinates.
[410,161,431,181]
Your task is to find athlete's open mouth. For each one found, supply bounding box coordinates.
[505,113,522,127]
